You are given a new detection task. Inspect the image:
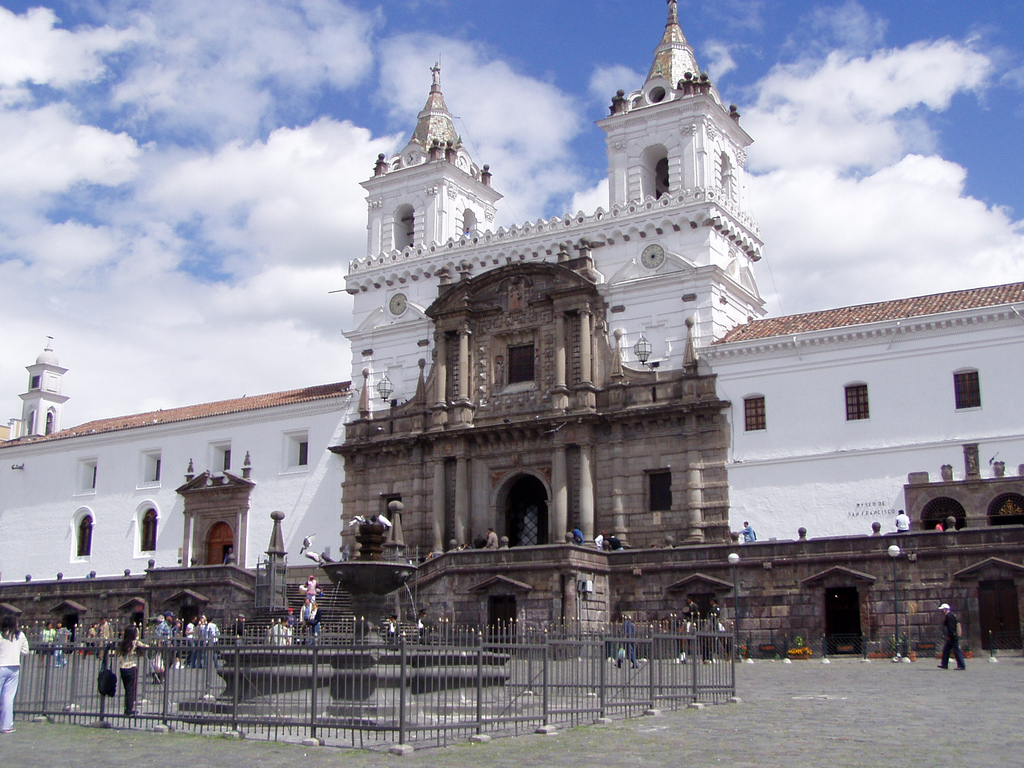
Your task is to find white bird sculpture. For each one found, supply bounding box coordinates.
[299,534,315,554]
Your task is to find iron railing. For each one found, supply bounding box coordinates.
[16,625,734,749]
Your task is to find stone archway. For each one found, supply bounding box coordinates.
[503,475,549,547]
[989,494,1024,526]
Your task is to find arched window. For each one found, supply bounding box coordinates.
[77,515,94,557]
[141,509,158,552]
[640,145,670,200]
[27,410,35,435]
[45,409,55,435]
[989,494,1024,526]
[921,498,965,530]
[394,204,415,250]
[462,209,477,236]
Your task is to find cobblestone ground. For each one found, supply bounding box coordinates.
[3,657,1021,767]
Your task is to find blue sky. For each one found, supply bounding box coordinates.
[2,0,1022,427]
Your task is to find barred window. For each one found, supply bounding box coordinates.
[845,384,869,421]
[744,396,766,431]
[649,471,672,512]
[953,370,980,410]
[507,343,535,384]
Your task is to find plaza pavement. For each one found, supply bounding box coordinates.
[2,656,1017,767]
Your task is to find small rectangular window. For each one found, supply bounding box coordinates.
[298,441,308,466]
[142,450,162,485]
[744,396,766,431]
[285,431,310,469]
[211,442,232,473]
[649,471,672,512]
[954,371,981,410]
[78,459,98,492]
[845,384,869,421]
[507,343,535,384]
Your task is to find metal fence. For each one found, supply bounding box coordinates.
[740,627,1023,660]
[15,625,734,750]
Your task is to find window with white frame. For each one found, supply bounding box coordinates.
[78,458,98,493]
[211,441,232,472]
[141,450,162,485]
[953,370,981,410]
[140,508,158,552]
[285,430,310,470]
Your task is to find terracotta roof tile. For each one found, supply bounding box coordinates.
[3,381,351,447]
[717,282,1024,344]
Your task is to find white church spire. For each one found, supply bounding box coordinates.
[18,337,69,437]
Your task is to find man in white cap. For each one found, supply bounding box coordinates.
[938,603,966,670]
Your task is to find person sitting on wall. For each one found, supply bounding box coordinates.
[572,528,584,545]
[607,535,623,550]
[485,527,499,550]
[741,522,757,543]
[894,510,910,533]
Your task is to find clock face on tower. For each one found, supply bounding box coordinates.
[389,293,408,316]
[641,243,665,269]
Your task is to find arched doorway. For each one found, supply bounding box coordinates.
[921,497,966,530]
[989,494,1024,526]
[504,475,549,546]
[206,521,234,565]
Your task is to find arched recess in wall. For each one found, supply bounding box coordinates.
[394,204,415,250]
[989,494,1024,526]
[72,508,94,558]
[920,497,965,530]
[138,504,159,553]
[462,208,477,235]
[640,144,669,200]
[45,408,56,435]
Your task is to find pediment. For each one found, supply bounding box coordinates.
[953,557,1024,581]
[666,573,734,592]
[51,599,89,613]
[176,470,254,494]
[802,566,877,586]
[0,602,23,615]
[163,589,210,605]
[428,262,600,318]
[117,597,147,612]
[469,575,533,593]
[607,251,692,285]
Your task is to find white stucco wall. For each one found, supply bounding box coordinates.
[708,307,1024,540]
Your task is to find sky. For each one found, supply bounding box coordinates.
[1,0,1022,428]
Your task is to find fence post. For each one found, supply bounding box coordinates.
[231,639,240,733]
[599,630,606,719]
[161,648,171,726]
[475,630,484,735]
[41,647,52,717]
[862,633,868,661]
[989,630,996,659]
[542,632,550,726]
[821,635,828,662]
[311,641,320,742]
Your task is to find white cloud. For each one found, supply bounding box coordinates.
[703,41,738,82]
[570,179,609,217]
[588,65,642,105]
[378,33,585,223]
[745,40,992,173]
[744,38,1023,315]
[107,0,378,142]
[0,6,133,92]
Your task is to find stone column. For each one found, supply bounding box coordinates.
[432,461,445,552]
[455,455,469,545]
[685,449,704,543]
[579,308,593,385]
[555,314,566,387]
[458,327,470,401]
[181,513,193,567]
[431,334,448,428]
[551,446,568,542]
[580,444,595,542]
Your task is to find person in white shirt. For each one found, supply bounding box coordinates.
[0,615,30,734]
[895,510,910,533]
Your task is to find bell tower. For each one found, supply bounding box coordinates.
[595,0,764,345]
[18,337,69,437]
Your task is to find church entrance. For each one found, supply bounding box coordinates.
[504,475,548,546]
[824,587,862,654]
[206,521,234,565]
[488,595,517,635]
[978,580,1022,650]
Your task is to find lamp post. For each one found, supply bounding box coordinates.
[887,544,901,659]
[728,552,740,665]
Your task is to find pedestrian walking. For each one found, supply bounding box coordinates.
[0,615,30,733]
[741,522,756,543]
[938,603,966,670]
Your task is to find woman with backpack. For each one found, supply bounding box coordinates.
[116,625,148,717]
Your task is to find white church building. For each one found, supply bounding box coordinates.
[1,0,1022,584]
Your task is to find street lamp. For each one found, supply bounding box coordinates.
[633,335,652,366]
[887,544,901,659]
[728,552,740,664]
[376,374,394,402]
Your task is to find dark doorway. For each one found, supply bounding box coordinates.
[505,475,548,546]
[978,580,1022,650]
[207,521,234,565]
[488,595,517,634]
[62,613,80,641]
[824,587,862,654]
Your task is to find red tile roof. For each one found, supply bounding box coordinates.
[718,282,1024,344]
[3,382,351,447]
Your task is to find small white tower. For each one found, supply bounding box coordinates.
[19,337,69,437]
